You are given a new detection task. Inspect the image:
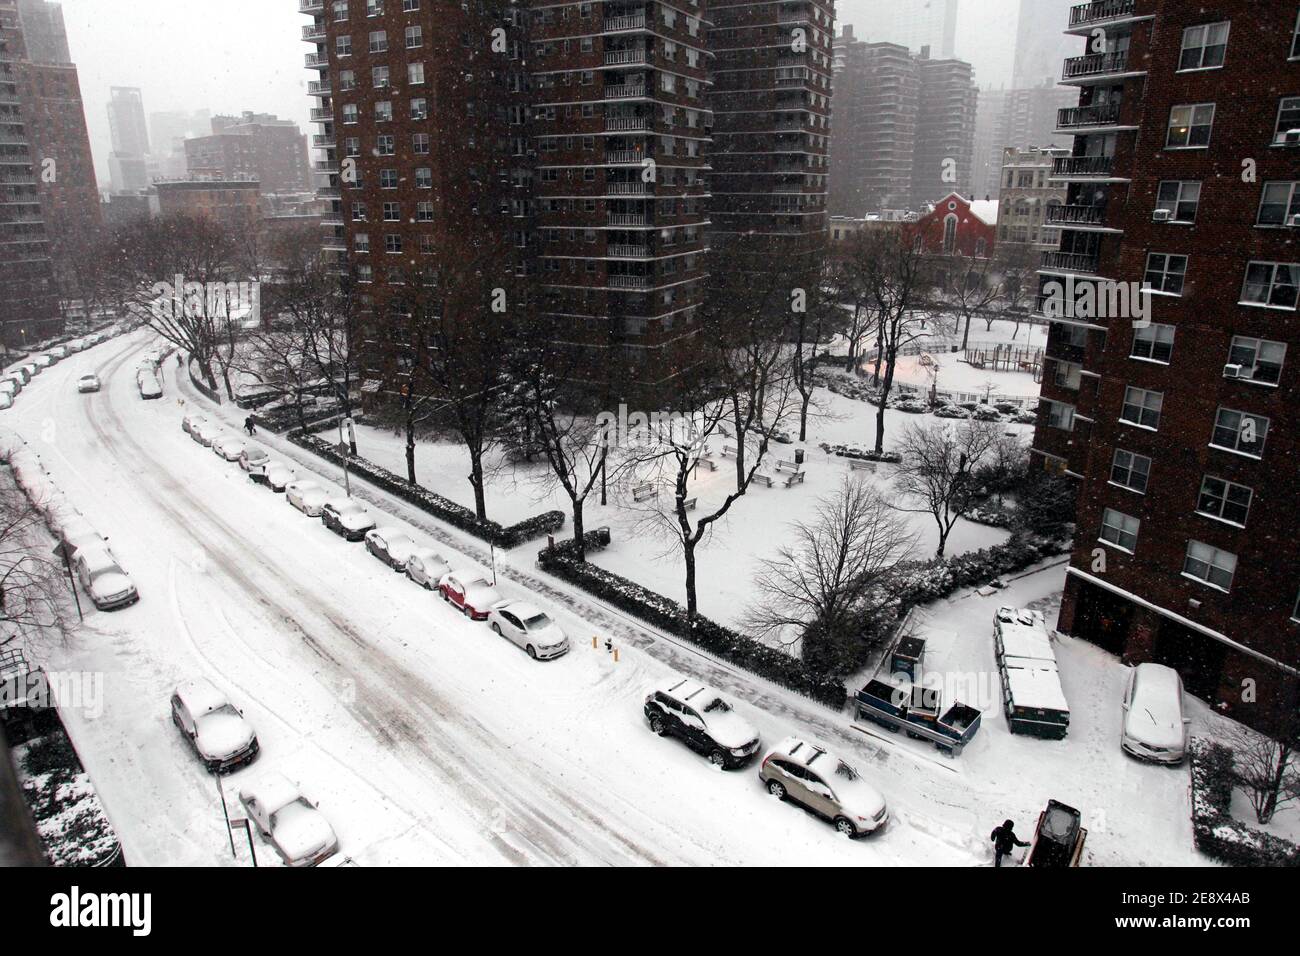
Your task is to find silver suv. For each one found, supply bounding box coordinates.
[758,736,889,836]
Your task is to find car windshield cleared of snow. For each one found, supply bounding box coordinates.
[523,612,551,629]
[703,697,730,714]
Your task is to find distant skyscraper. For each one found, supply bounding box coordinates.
[186,111,310,194]
[107,85,149,191]
[1011,0,1076,89]
[858,0,959,58]
[912,52,978,208]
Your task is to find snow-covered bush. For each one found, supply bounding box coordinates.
[817,443,903,464]
[537,542,848,708]
[972,404,1001,421]
[1189,738,1300,866]
[932,405,970,419]
[891,398,929,414]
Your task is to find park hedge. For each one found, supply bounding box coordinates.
[286,426,565,549]
[537,536,849,709]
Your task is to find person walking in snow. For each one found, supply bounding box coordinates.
[244,415,256,437]
[990,819,1029,867]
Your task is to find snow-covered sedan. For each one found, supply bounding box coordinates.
[77,374,101,393]
[363,526,417,570]
[0,378,20,397]
[405,548,450,589]
[0,393,11,411]
[191,420,221,447]
[438,569,502,620]
[286,480,329,516]
[758,736,889,837]
[138,372,162,400]
[251,460,295,492]
[73,547,139,611]
[213,435,247,462]
[238,773,339,868]
[321,498,376,541]
[238,446,270,472]
[645,678,760,767]
[170,678,260,773]
[182,411,206,435]
[487,601,569,660]
[1120,663,1189,764]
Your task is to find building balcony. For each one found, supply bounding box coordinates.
[310,107,333,121]
[312,134,336,148]
[608,275,651,289]
[1040,251,1101,276]
[608,243,650,258]
[1050,155,1128,183]
[604,14,646,32]
[606,149,646,164]
[322,236,346,251]
[314,159,338,172]
[1045,204,1122,233]
[608,213,649,226]
[1056,103,1135,134]
[604,49,648,67]
[605,83,647,100]
[605,116,650,132]
[1062,51,1144,85]
[1066,0,1145,35]
[304,51,329,69]
[0,173,36,186]
[299,0,324,12]
[302,23,326,42]
[606,182,653,196]
[308,79,331,97]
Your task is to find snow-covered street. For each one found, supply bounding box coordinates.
[2,331,1209,867]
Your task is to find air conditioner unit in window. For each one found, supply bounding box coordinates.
[1285,128,1300,146]
[1223,363,1244,379]
[1152,208,1173,222]
[1287,213,1300,228]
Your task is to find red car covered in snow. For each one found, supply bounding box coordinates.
[437,569,503,620]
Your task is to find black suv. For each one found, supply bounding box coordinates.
[643,677,761,769]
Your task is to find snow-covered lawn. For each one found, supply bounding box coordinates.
[339,383,1028,636]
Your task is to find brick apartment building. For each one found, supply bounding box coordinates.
[0,0,60,347]
[185,112,311,195]
[1032,0,1300,731]
[996,145,1067,252]
[304,0,720,402]
[154,178,261,232]
[708,0,833,266]
[911,51,978,210]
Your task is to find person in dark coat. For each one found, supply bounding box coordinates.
[244,415,257,437]
[991,819,1029,867]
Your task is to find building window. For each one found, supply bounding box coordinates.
[1257,181,1300,226]
[366,0,383,15]
[412,132,430,154]
[1240,261,1299,309]
[1166,103,1215,148]
[416,201,433,222]
[1275,97,1300,144]
[354,232,370,253]
[1043,399,1075,432]
[1099,508,1140,553]
[357,263,373,282]
[419,234,434,254]
[1110,449,1151,494]
[372,66,390,88]
[403,0,420,10]
[1292,8,1300,59]
[1183,541,1237,591]
[1121,387,1163,430]
[1143,253,1187,295]
[332,1,348,21]
[1155,180,1201,222]
[1178,22,1229,70]
[341,103,359,124]
[385,234,402,254]
[1211,407,1269,456]
[415,167,432,188]
[382,201,399,220]
[375,100,393,122]
[339,70,356,91]
[1197,476,1252,526]
[336,35,352,56]
[379,168,398,189]
[410,97,428,120]
[369,30,388,53]
[376,134,394,155]
[1131,323,1175,363]
[1227,335,1287,384]
[405,25,423,48]
[344,136,361,157]
[408,62,425,85]
[1054,360,1082,390]
[942,214,957,253]
[350,201,366,221]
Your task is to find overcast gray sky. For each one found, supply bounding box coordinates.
[62,0,1019,186]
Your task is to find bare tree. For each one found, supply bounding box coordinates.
[991,243,1041,338]
[0,478,77,644]
[746,478,915,671]
[941,253,1001,352]
[830,232,882,374]
[891,419,1001,557]
[1224,720,1297,825]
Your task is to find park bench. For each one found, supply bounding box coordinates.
[751,472,774,488]
[849,458,878,473]
[632,482,657,502]
[784,471,806,488]
[775,458,800,473]
[694,456,718,471]
[720,444,738,459]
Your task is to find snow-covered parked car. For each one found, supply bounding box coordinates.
[182,411,206,434]
[73,547,139,611]
[77,374,101,393]
[213,435,247,462]
[644,677,759,767]
[286,480,329,516]
[758,736,889,836]
[191,420,221,447]
[251,460,295,492]
[487,601,569,660]
[238,446,270,472]
[237,773,339,868]
[138,371,162,400]
[363,526,417,570]
[438,569,502,620]
[170,678,260,773]
[48,345,68,360]
[321,498,376,541]
[1120,663,1189,764]
[405,548,450,589]
[0,378,20,397]
[32,354,53,370]
[0,393,11,411]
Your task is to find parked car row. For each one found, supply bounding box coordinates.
[0,323,129,411]
[5,440,139,611]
